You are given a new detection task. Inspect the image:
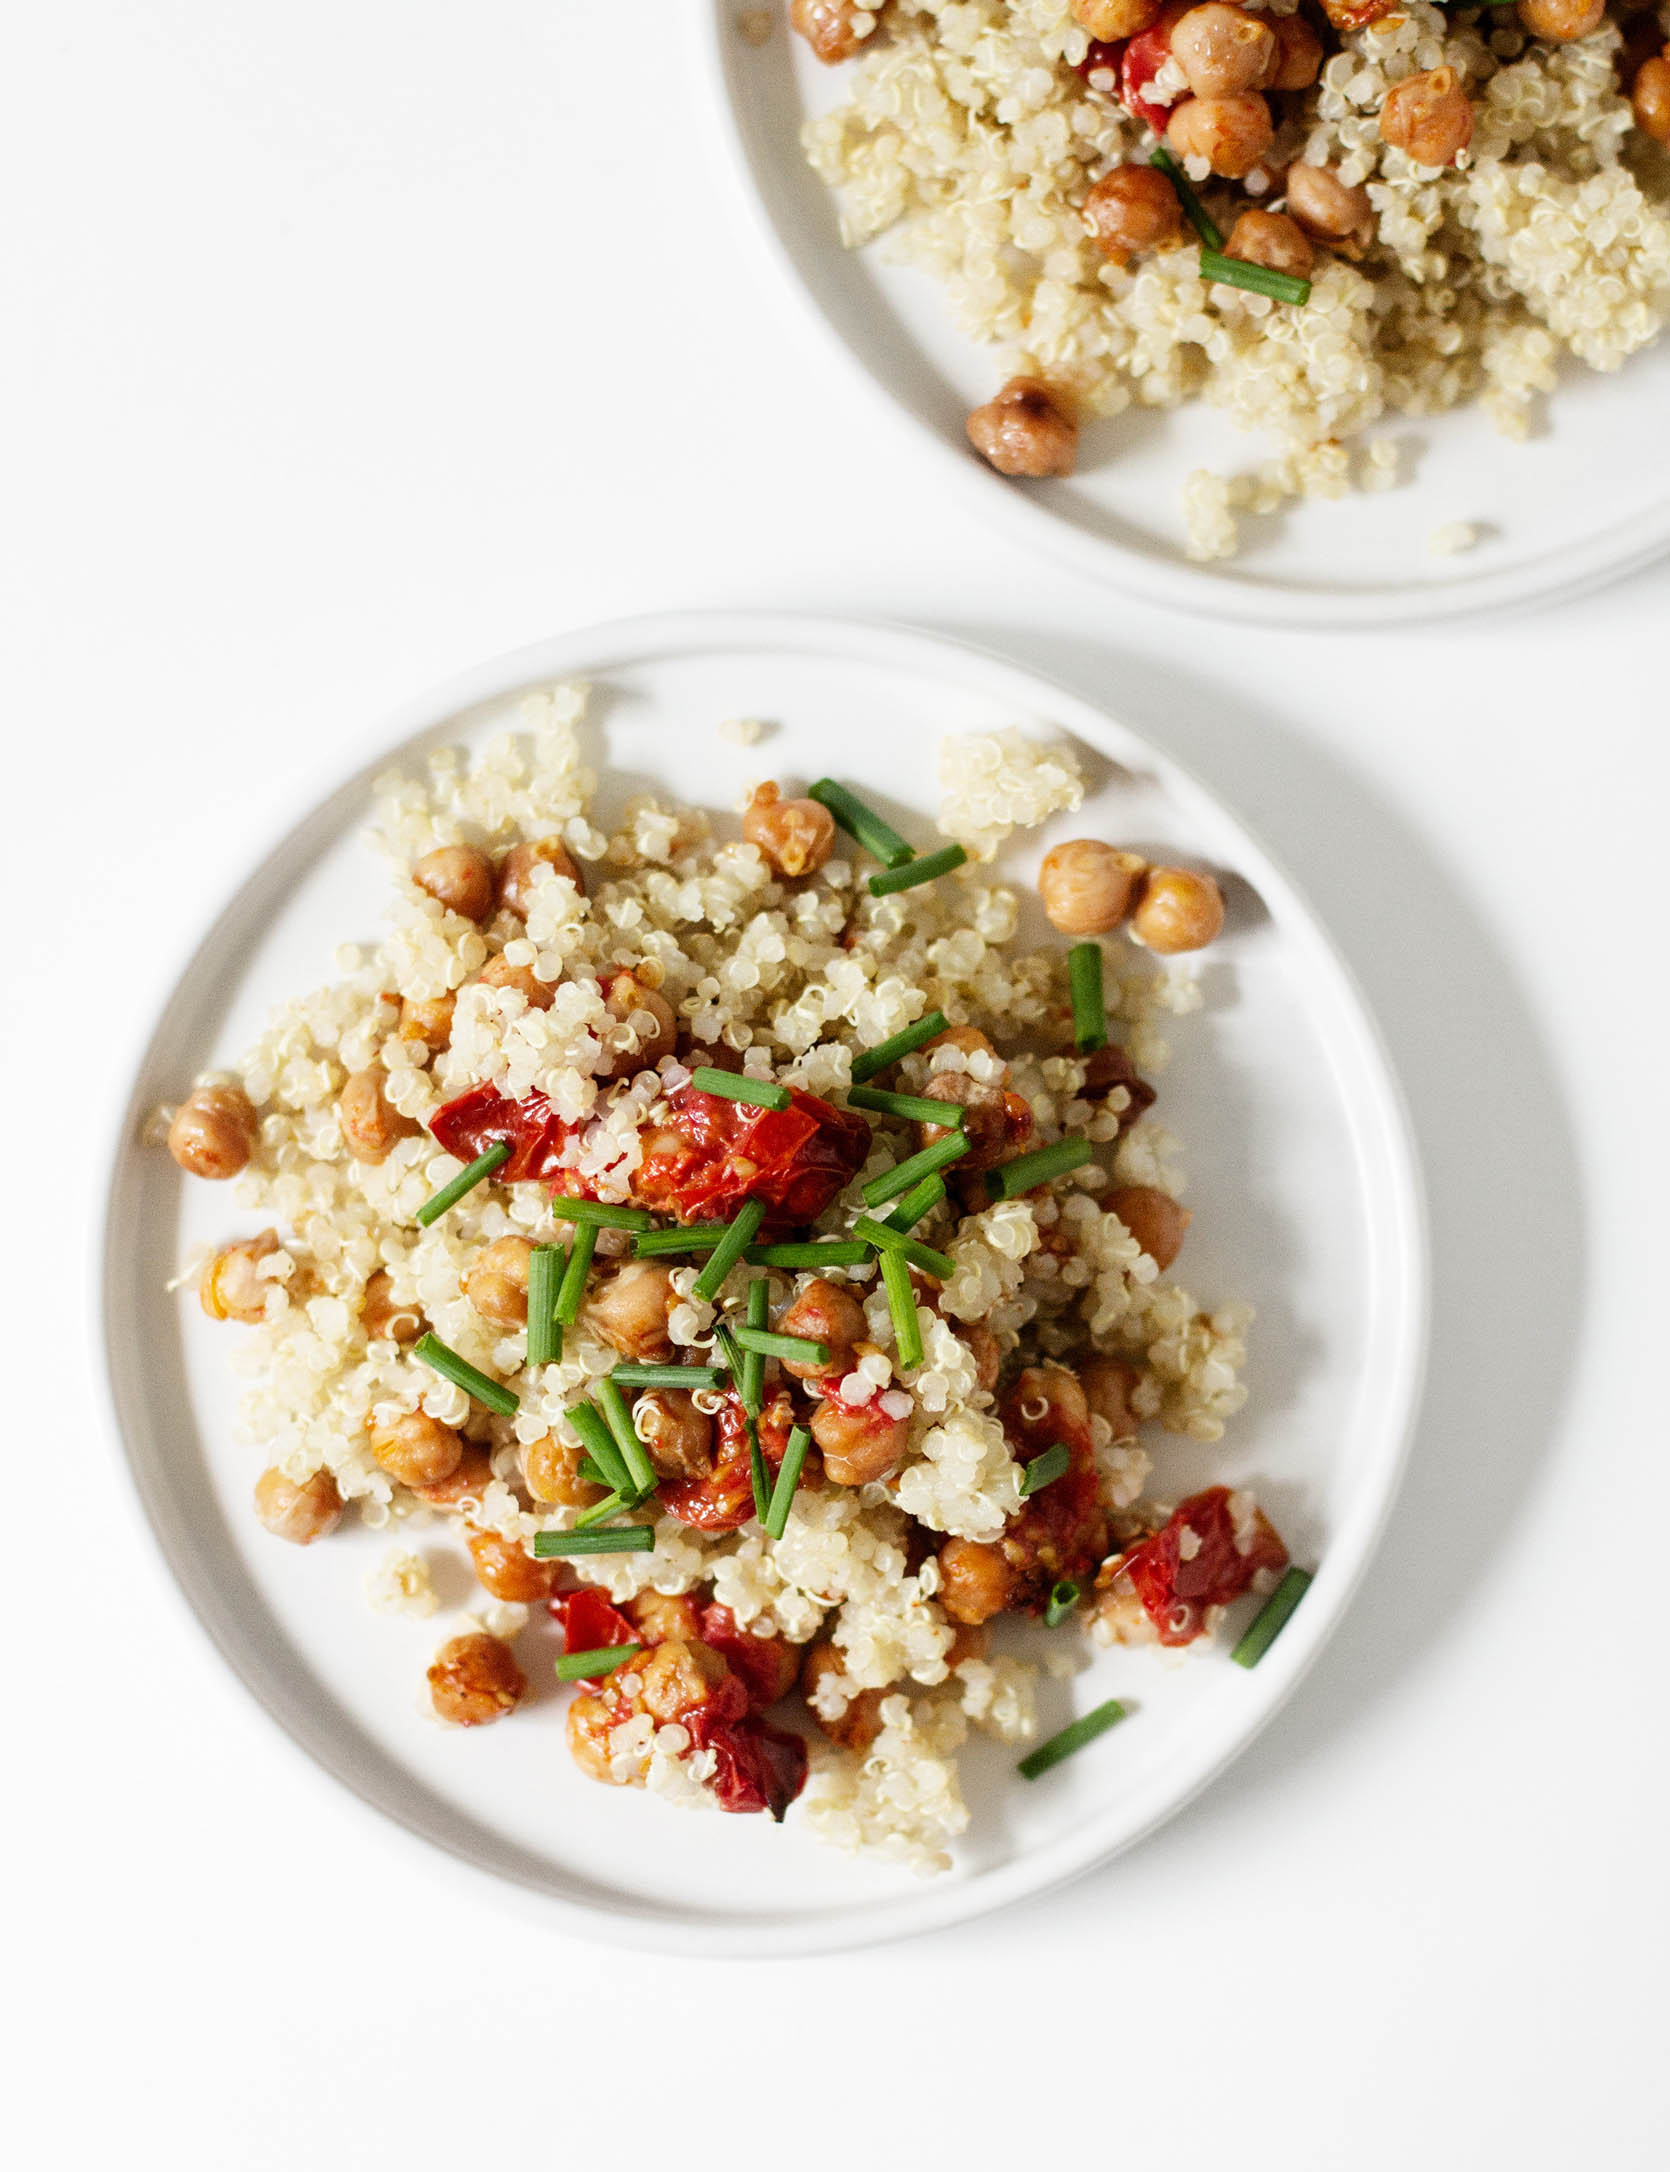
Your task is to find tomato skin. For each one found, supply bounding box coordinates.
[994,1372,1109,1610]
[430,1081,580,1186]
[1121,1486,1288,1646]
[1120,15,1185,133]
[659,1391,794,1533]
[699,1602,800,1709]
[687,1703,809,1820]
[635,1084,870,1230]
[553,1587,637,1652]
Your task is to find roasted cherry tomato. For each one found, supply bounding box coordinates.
[1119,1485,1288,1646]
[686,1700,809,1820]
[659,1390,794,1533]
[993,1366,1110,1610]
[635,1083,870,1230]
[699,1601,800,1709]
[553,1586,638,1652]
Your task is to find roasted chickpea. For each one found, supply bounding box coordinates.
[1075,0,1165,30]
[637,1637,730,1723]
[945,1621,990,1668]
[477,953,556,1009]
[1166,91,1274,180]
[1083,166,1185,261]
[635,1388,716,1482]
[361,1269,425,1344]
[1284,162,1374,244]
[742,781,838,880]
[1379,67,1474,166]
[777,1277,868,1380]
[626,1591,705,1644]
[369,1409,464,1488]
[926,1022,1000,1066]
[1262,10,1323,89]
[496,836,583,920]
[1517,0,1604,36]
[412,844,496,923]
[1081,1041,1156,1131]
[466,1526,564,1603]
[938,1536,1016,1625]
[566,1691,624,1782]
[200,1228,281,1323]
[1224,207,1314,278]
[956,1320,1002,1396]
[1039,839,1147,935]
[586,1259,677,1362]
[1635,54,1670,145]
[918,1072,1015,1172]
[1081,1355,1142,1437]
[1109,1184,1191,1270]
[1171,5,1277,98]
[801,1640,884,1752]
[811,1393,912,1485]
[409,1441,495,1512]
[603,970,678,1071]
[461,1235,534,1328]
[339,1068,418,1164]
[398,992,455,1055]
[966,377,1078,478]
[253,1465,342,1545]
[167,1085,258,1180]
[523,1430,607,1509]
[428,1632,525,1726]
[1130,864,1225,953]
[790,0,877,62]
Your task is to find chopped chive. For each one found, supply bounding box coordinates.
[848,1084,966,1126]
[850,1009,951,1084]
[610,1363,727,1391]
[747,1416,771,1522]
[1231,1567,1313,1668]
[555,1222,597,1326]
[711,1323,754,1418]
[734,1325,831,1367]
[571,1487,628,1529]
[882,1173,947,1234]
[532,1526,656,1557]
[567,1400,632,1495]
[1148,144,1224,252]
[744,1240,872,1269]
[415,1139,510,1228]
[763,1425,812,1541]
[880,1247,924,1370]
[741,1278,770,1411]
[1068,942,1108,1054]
[690,1066,791,1113]
[986,1137,1092,1201]
[852,1215,954,1281]
[868,844,968,898]
[807,779,915,869]
[526,1244,563,1366]
[412,1333,518,1418]
[1021,1443,1071,1496]
[576,1455,615,1490]
[550,1197,654,1231]
[1199,247,1311,307]
[692,1197,767,1303]
[1045,1579,1081,1629]
[861,1132,970,1209]
[1017,1697,1129,1780]
[596,1374,657,1499]
[555,1643,642,1682]
[632,1223,727,1257]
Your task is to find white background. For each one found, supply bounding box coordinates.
[5,4,1665,2167]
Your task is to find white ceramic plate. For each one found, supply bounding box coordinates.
[100,610,1425,1952]
[695,6,1670,625]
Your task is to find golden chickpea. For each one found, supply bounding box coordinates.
[167,1085,258,1180]
[1010,1361,1093,1441]
[461,1234,534,1328]
[200,1229,281,1323]
[955,1320,1002,1395]
[917,1073,1015,1172]
[811,1394,912,1485]
[638,1637,732,1724]
[603,970,679,1071]
[790,0,877,62]
[566,1690,625,1783]
[1084,166,1186,262]
[339,1068,418,1165]
[1224,207,1314,278]
[409,1441,495,1512]
[1109,1184,1191,1270]
[1635,54,1670,145]
[466,1526,564,1603]
[626,1591,705,1644]
[1074,0,1164,30]
[1080,1355,1142,1437]
[477,953,555,1009]
[428,1632,525,1726]
[634,1388,716,1482]
[398,992,455,1055]
[1166,91,1274,180]
[801,1640,884,1752]
[1129,864,1225,953]
[1039,839,1147,935]
[586,1260,676,1362]
[925,1024,1000,1065]
[253,1465,342,1545]
[741,781,838,880]
[523,1431,607,1509]
[1171,5,1277,98]
[1263,11,1323,89]
[361,1268,425,1344]
[497,836,584,921]
[777,1277,869,1380]
[1379,67,1474,166]
[1517,0,1605,36]
[966,377,1078,478]
[369,1409,464,1488]
[937,1537,1016,1625]
[1285,162,1374,244]
[412,844,496,923]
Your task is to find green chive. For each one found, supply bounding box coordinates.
[1068,943,1108,1054]
[807,779,915,869]
[596,1374,657,1499]
[880,1247,924,1370]
[986,1137,1092,1201]
[415,1140,510,1228]
[555,1643,642,1681]
[734,1325,831,1367]
[882,1173,946,1234]
[610,1363,727,1391]
[1199,247,1311,307]
[848,1084,966,1126]
[526,1244,563,1366]
[744,1240,872,1269]
[741,1278,770,1410]
[567,1400,632,1495]
[763,1425,812,1541]
[412,1333,518,1418]
[576,1455,614,1489]
[1045,1579,1081,1629]
[555,1222,597,1325]
[850,1009,951,1084]
[712,1322,754,1415]
[689,1066,791,1113]
[868,844,967,898]
[692,1197,767,1303]
[1231,1567,1313,1669]
[852,1215,954,1281]
[1017,1698,1129,1780]
[747,1416,771,1522]
[550,1197,654,1231]
[1148,145,1224,252]
[572,1488,628,1530]
[1021,1443,1070,1496]
[861,1132,970,1208]
[632,1223,727,1257]
[532,1527,656,1557]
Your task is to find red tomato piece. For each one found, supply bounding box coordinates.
[429,1081,581,1186]
[635,1084,870,1231]
[1076,37,1126,85]
[554,1587,638,1651]
[699,1602,799,1710]
[686,1705,809,1821]
[1121,14,1185,134]
[1121,1485,1288,1647]
[659,1392,794,1533]
[995,1373,1110,1610]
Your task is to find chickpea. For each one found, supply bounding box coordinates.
[200,1229,281,1323]
[412,844,495,923]
[524,1430,607,1509]
[497,836,583,921]
[937,1536,1016,1625]
[339,1068,418,1165]
[1166,91,1274,180]
[811,1394,912,1485]
[966,377,1078,479]
[1083,166,1185,261]
[477,953,555,1009]
[361,1268,425,1344]
[466,1526,564,1603]
[1129,864,1225,953]
[1517,0,1604,36]
[918,1072,1014,1172]
[167,1085,258,1180]
[1039,839,1147,935]
[566,1691,625,1783]
[1171,5,1277,98]
[409,1441,495,1512]
[253,1465,342,1545]
[603,970,678,1071]
[777,1277,868,1380]
[1262,11,1323,90]
[741,781,837,880]
[1224,208,1314,279]
[1081,1355,1142,1437]
[790,0,877,62]
[1009,1361,1092,1442]
[1284,162,1373,245]
[369,1409,464,1488]
[637,1637,731,1724]
[398,992,455,1055]
[1379,67,1474,166]
[462,1234,534,1328]
[1075,0,1164,29]
[1109,1184,1191,1270]
[1636,54,1670,145]
[428,1632,525,1726]
[587,1259,677,1362]
[926,1023,1001,1066]
[956,1320,1002,1396]
[1081,1041,1156,1131]
[801,1640,884,1753]
[945,1621,990,1668]
[635,1388,715,1482]
[626,1591,705,1643]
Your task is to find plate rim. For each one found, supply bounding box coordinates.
[96,606,1430,1954]
[691,3,1670,629]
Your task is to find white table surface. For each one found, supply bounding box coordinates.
[5,5,1665,2166]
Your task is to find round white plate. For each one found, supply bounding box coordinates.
[695,6,1670,625]
[100,610,1425,1952]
